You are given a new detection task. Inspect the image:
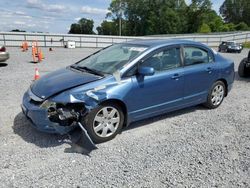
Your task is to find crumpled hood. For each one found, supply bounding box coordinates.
[31,67,102,99]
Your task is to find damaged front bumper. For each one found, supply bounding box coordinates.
[21,78,118,135]
[22,90,77,134]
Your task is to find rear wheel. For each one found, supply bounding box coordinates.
[238,58,250,77]
[83,102,124,143]
[204,81,225,109]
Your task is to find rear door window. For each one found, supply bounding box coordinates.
[184,47,212,66]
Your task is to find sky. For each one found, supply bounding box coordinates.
[0,0,224,34]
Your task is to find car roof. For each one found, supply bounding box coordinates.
[124,39,208,48]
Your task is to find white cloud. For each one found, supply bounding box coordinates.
[14,11,26,15]
[26,0,67,13]
[14,21,26,25]
[27,23,36,27]
[74,17,81,22]
[80,6,108,15]
[46,4,66,12]
[26,0,41,9]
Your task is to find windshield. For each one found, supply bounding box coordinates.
[227,42,236,46]
[75,43,148,74]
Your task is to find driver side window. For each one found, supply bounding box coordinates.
[140,47,181,72]
[125,47,181,77]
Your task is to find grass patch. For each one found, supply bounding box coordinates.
[243,41,250,48]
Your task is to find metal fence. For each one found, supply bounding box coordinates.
[0,31,249,48]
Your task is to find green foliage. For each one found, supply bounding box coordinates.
[70,0,250,36]
[69,18,94,34]
[235,22,249,31]
[11,29,26,32]
[198,23,211,33]
[97,21,117,35]
[105,0,244,35]
[206,11,224,32]
[106,0,188,36]
[220,0,250,26]
[185,0,213,33]
[226,23,236,31]
[243,41,250,48]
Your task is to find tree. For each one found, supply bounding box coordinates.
[11,29,26,32]
[104,0,247,35]
[69,23,81,34]
[235,22,249,31]
[198,23,211,33]
[185,0,213,33]
[97,20,117,35]
[204,10,224,32]
[106,0,188,36]
[69,18,94,34]
[220,0,250,26]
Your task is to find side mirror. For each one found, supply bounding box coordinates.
[138,66,155,76]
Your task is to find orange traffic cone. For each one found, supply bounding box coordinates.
[38,50,43,62]
[32,43,37,62]
[22,42,25,52]
[24,41,28,51]
[34,68,40,80]
[40,49,44,59]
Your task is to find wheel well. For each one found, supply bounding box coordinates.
[217,79,228,96]
[100,99,127,127]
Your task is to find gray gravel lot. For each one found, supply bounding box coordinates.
[0,47,250,187]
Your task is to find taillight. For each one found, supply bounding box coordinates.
[0,46,6,52]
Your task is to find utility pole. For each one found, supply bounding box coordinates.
[119,0,122,36]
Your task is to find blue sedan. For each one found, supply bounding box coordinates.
[22,40,235,143]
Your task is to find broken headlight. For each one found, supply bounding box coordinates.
[40,100,56,109]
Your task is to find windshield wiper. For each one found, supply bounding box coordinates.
[70,65,104,76]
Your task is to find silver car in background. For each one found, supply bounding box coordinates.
[0,46,9,62]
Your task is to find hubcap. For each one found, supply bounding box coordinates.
[211,85,224,106]
[93,106,120,138]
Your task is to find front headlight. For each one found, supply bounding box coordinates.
[228,46,232,48]
[40,100,56,109]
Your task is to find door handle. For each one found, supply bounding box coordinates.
[206,67,212,74]
[171,73,181,80]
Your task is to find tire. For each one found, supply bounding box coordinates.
[83,102,124,143]
[218,48,221,52]
[204,81,226,109]
[238,58,248,77]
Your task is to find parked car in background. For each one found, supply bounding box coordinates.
[218,41,242,53]
[238,50,250,77]
[0,46,9,62]
[22,40,235,143]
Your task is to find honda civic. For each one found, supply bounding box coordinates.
[22,40,235,143]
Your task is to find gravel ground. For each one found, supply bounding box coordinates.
[0,47,250,187]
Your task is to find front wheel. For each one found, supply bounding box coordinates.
[83,102,124,143]
[204,81,225,109]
